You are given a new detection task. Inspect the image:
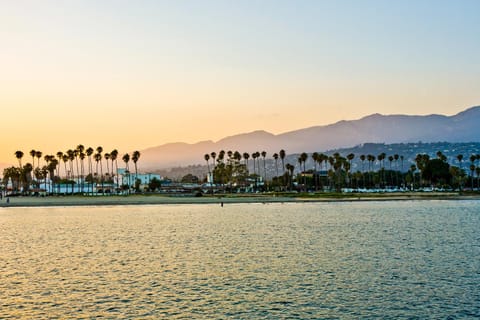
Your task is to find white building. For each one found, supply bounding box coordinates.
[117,168,161,187]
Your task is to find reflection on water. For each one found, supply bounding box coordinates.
[1,201,479,318]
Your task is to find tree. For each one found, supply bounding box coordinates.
[110,149,119,190]
[422,158,451,186]
[210,152,216,182]
[148,177,162,191]
[261,151,267,190]
[122,153,130,190]
[181,173,199,184]
[300,153,308,191]
[360,154,366,188]
[272,153,279,184]
[29,150,36,169]
[15,151,24,168]
[204,153,210,176]
[279,149,286,189]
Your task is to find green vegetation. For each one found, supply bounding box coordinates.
[203,149,480,193]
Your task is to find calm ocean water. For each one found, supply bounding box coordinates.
[1,201,479,319]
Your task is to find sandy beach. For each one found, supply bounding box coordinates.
[0,192,478,208]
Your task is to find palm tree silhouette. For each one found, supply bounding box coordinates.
[279,149,286,189]
[272,153,279,185]
[132,151,141,190]
[261,151,267,190]
[110,149,119,190]
[29,150,36,169]
[15,151,24,168]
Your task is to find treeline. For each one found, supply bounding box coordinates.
[203,150,480,192]
[2,146,141,194]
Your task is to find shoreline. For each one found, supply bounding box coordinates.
[0,192,479,208]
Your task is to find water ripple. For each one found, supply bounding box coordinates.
[1,201,479,318]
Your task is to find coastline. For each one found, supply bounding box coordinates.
[0,192,479,208]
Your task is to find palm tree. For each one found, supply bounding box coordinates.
[279,149,286,189]
[66,149,74,180]
[210,152,217,182]
[35,151,42,170]
[62,154,69,191]
[56,151,64,178]
[360,154,366,188]
[468,154,476,190]
[252,152,258,191]
[204,153,211,176]
[79,151,86,193]
[299,152,308,192]
[110,149,119,190]
[243,152,250,173]
[122,153,130,189]
[85,147,94,192]
[94,153,102,193]
[131,151,140,189]
[15,151,24,168]
[104,153,111,181]
[285,163,294,190]
[29,150,36,169]
[261,151,267,190]
[312,152,319,191]
[388,155,394,186]
[272,153,279,183]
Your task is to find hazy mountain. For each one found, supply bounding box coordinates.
[140,106,480,169]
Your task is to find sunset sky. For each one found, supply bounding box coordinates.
[1,0,479,165]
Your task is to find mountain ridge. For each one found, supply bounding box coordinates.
[139,106,480,169]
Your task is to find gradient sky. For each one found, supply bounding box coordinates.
[1,0,479,165]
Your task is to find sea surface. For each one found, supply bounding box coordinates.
[1,201,479,319]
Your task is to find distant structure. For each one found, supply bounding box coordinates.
[117,168,161,188]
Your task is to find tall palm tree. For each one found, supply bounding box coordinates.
[94,153,102,193]
[252,152,258,191]
[79,151,86,193]
[56,151,63,178]
[279,149,286,189]
[469,154,476,189]
[312,152,319,191]
[110,149,119,190]
[261,151,267,189]
[85,147,94,193]
[15,151,24,168]
[35,151,42,170]
[122,153,130,191]
[285,163,294,190]
[204,153,211,176]
[210,152,217,182]
[29,150,36,169]
[388,155,394,186]
[62,154,69,184]
[66,149,74,180]
[104,153,111,181]
[346,153,355,187]
[243,152,250,169]
[360,154,366,188]
[131,151,140,188]
[273,153,279,183]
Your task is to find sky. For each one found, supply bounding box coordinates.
[1,0,479,165]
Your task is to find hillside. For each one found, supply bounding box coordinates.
[139,106,480,170]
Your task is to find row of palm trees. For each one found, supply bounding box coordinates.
[203,149,480,192]
[4,146,141,194]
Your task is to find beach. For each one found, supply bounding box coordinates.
[0,192,478,208]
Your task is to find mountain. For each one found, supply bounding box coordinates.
[140,106,480,169]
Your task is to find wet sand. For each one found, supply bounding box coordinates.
[0,193,478,208]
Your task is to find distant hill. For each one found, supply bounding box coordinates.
[140,106,480,169]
